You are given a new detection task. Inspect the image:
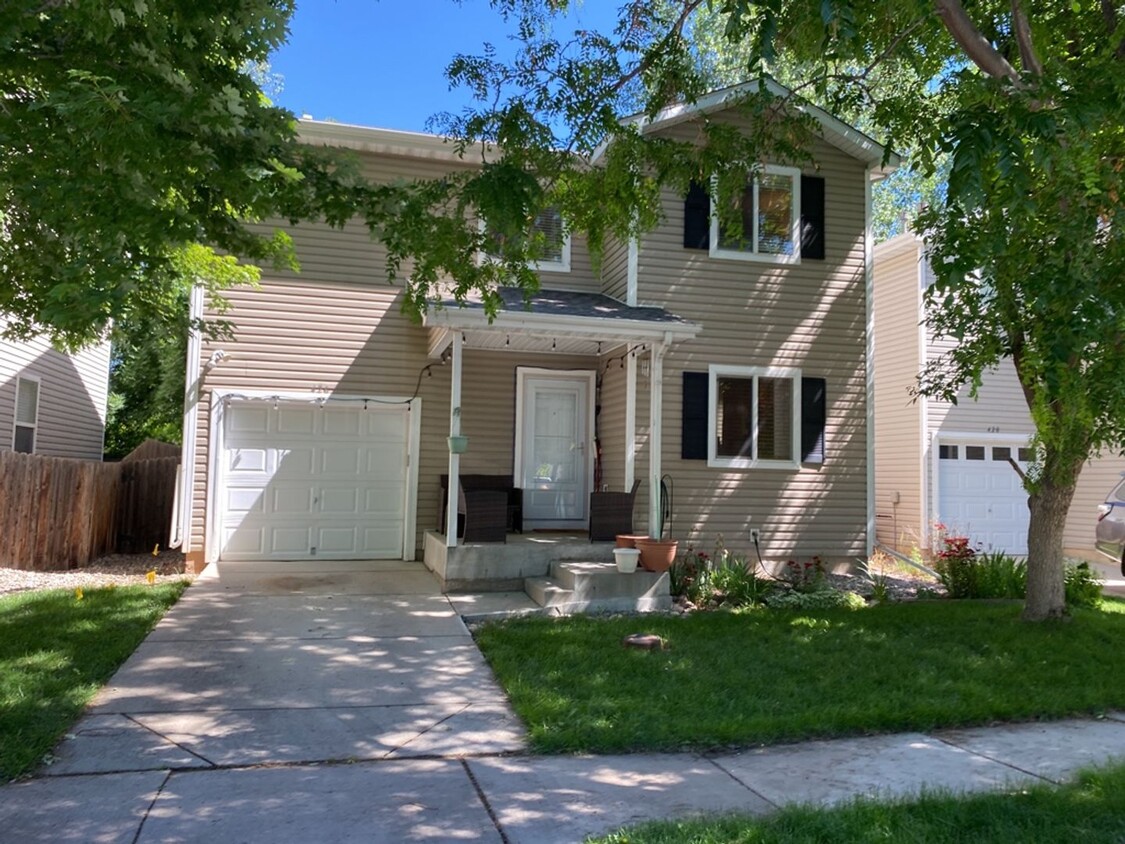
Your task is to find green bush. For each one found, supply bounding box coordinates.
[973,552,1027,599]
[709,556,772,607]
[765,587,867,611]
[1065,562,1103,608]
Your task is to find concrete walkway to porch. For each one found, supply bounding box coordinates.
[1,561,1124,842]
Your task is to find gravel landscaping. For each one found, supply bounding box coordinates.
[0,549,192,595]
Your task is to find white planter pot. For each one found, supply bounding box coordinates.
[613,547,641,574]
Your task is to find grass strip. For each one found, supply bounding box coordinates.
[592,763,1125,843]
[0,581,188,780]
[474,599,1125,753]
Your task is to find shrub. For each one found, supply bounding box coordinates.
[710,556,772,607]
[779,556,827,593]
[764,587,866,611]
[973,552,1027,599]
[1065,561,1103,608]
[934,534,979,598]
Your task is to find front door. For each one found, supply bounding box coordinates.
[516,369,595,529]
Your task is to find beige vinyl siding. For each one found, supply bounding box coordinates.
[632,125,870,560]
[600,238,629,301]
[596,346,630,492]
[872,236,925,552]
[0,321,109,460]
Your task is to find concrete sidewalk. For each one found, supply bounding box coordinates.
[1,562,1123,842]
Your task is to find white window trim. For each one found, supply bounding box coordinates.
[709,165,802,265]
[12,374,40,454]
[707,364,801,470]
[476,213,572,274]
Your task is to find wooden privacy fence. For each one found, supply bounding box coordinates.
[0,451,180,570]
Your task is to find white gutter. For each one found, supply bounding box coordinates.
[423,309,700,342]
[169,285,204,550]
[865,169,876,559]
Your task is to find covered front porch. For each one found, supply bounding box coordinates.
[420,288,699,590]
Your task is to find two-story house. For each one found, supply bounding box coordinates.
[175,84,896,588]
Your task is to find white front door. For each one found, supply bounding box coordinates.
[516,369,595,528]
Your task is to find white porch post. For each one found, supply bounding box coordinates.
[445,333,463,549]
[648,340,667,538]
[624,353,637,490]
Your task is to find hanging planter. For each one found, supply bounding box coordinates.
[447,435,469,454]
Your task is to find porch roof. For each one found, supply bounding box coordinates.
[423,288,701,357]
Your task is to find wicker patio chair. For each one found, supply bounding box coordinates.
[588,479,642,542]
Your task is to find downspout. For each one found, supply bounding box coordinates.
[865,169,876,558]
[169,285,204,550]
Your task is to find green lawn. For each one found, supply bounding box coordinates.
[0,582,188,780]
[474,599,1125,753]
[592,763,1125,843]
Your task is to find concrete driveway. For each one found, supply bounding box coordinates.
[3,561,1125,842]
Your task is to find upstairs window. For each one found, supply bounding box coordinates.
[483,207,571,273]
[710,166,801,264]
[13,376,39,453]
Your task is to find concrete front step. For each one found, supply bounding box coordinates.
[524,561,671,614]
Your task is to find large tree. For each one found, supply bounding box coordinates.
[374,0,1123,620]
[0,1,359,349]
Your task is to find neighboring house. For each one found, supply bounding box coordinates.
[872,233,1124,559]
[175,83,897,583]
[0,317,111,460]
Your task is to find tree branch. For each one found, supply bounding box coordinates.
[934,0,1025,85]
[1010,0,1044,77]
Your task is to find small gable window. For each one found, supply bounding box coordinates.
[710,166,801,264]
[13,376,39,454]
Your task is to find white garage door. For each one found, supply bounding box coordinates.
[219,400,410,561]
[937,442,1030,555]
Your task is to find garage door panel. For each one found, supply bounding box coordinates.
[220,401,411,562]
[277,407,316,434]
[323,410,362,437]
[225,488,266,515]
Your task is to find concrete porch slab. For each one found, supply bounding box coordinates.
[711,732,1039,807]
[446,591,549,621]
[0,770,166,843]
[933,717,1125,783]
[129,702,525,767]
[90,636,510,714]
[41,714,209,776]
[467,754,771,844]
[138,760,501,843]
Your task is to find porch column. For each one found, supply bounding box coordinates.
[648,340,667,538]
[445,332,463,548]
[624,353,637,490]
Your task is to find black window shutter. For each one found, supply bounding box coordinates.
[801,377,827,463]
[800,175,826,260]
[683,181,711,250]
[681,371,709,459]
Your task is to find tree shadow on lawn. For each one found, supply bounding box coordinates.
[474,599,1125,753]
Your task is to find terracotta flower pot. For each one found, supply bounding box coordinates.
[614,534,649,549]
[634,538,679,572]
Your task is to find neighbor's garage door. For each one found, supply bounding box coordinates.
[219,400,409,561]
[937,442,1030,555]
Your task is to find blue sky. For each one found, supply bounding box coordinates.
[270,1,619,133]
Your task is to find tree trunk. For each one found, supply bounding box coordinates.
[1023,472,1078,621]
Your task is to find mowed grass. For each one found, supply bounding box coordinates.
[592,763,1125,843]
[473,599,1125,753]
[0,582,188,780]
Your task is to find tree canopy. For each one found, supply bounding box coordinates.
[0,1,358,349]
